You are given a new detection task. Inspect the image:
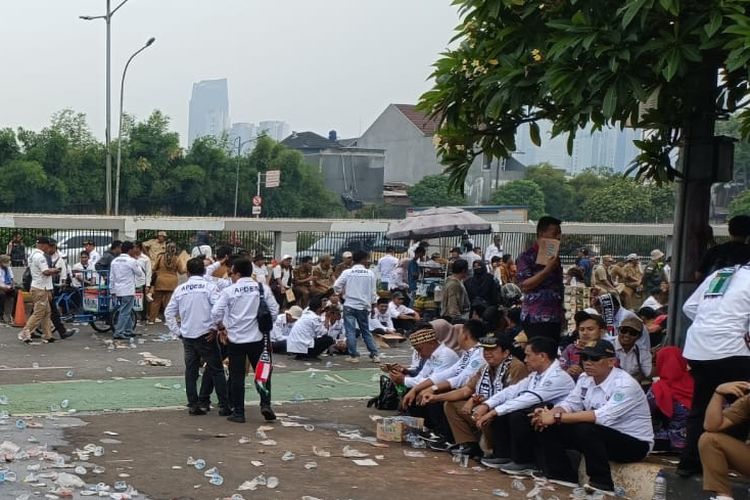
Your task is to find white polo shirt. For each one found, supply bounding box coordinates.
[211,277,279,344]
[333,264,377,311]
[286,309,326,354]
[165,276,218,339]
[486,360,574,415]
[405,343,459,388]
[559,367,654,446]
[377,254,400,284]
[109,254,144,297]
[614,339,651,378]
[388,302,416,319]
[28,249,53,290]
[683,266,750,361]
[271,314,293,343]
[368,310,395,332]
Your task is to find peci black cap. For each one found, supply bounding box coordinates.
[36,236,51,245]
[580,339,616,359]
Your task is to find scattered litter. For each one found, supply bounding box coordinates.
[304,461,318,470]
[118,473,131,478]
[92,466,105,474]
[0,395,7,405]
[74,466,86,475]
[100,438,121,444]
[209,472,224,486]
[105,367,113,372]
[258,439,277,446]
[352,458,378,466]
[304,424,315,432]
[403,450,426,458]
[492,490,509,497]
[302,497,323,500]
[312,447,331,458]
[369,415,383,422]
[187,456,206,470]
[238,436,251,444]
[139,352,172,366]
[65,370,74,378]
[171,466,182,470]
[342,445,368,458]
[266,476,279,489]
[115,358,133,363]
[250,460,263,467]
[104,431,120,436]
[55,472,85,488]
[214,433,228,438]
[238,474,266,491]
[257,425,274,432]
[281,451,296,461]
[256,429,268,439]
[280,420,303,428]
[511,479,526,491]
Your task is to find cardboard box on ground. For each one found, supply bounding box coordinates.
[376,416,424,442]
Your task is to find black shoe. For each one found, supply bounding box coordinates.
[227,414,246,423]
[427,439,454,452]
[260,406,276,421]
[417,430,442,443]
[675,466,700,478]
[188,406,206,416]
[198,402,211,413]
[218,407,233,417]
[60,327,79,339]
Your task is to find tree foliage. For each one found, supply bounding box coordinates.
[524,163,575,219]
[729,189,750,218]
[0,109,344,217]
[419,0,750,190]
[407,174,467,207]
[579,176,674,223]
[491,179,546,219]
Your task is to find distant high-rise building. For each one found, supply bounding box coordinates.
[258,120,291,142]
[229,122,257,147]
[188,79,230,147]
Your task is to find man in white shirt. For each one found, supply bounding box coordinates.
[475,336,575,472]
[270,305,302,353]
[83,240,102,270]
[460,243,481,277]
[531,340,653,495]
[70,251,97,288]
[287,295,334,359]
[677,264,750,478]
[388,292,420,332]
[18,236,60,343]
[109,241,145,340]
[165,257,230,416]
[377,246,400,291]
[333,250,379,363]
[368,297,397,336]
[484,235,503,265]
[613,315,651,382]
[272,255,294,306]
[211,257,279,424]
[252,253,270,285]
[134,241,153,323]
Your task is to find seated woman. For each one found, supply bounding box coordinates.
[559,309,606,381]
[638,306,668,348]
[647,346,693,452]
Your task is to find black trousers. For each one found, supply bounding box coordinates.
[522,320,561,343]
[227,340,271,415]
[407,401,454,442]
[295,336,334,359]
[539,423,650,489]
[48,294,67,335]
[679,356,750,472]
[182,335,229,409]
[491,406,544,463]
[271,340,287,354]
[0,289,15,320]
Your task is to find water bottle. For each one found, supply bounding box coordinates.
[652,472,667,500]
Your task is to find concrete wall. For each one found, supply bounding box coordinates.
[304,149,385,204]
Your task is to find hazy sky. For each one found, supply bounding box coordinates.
[1,1,460,145]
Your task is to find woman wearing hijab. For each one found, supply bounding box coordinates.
[430,318,462,352]
[647,346,694,451]
[149,242,185,324]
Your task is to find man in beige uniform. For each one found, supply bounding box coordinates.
[142,231,168,266]
[18,237,59,343]
[617,254,643,310]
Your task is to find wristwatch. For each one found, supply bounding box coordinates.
[430,385,439,392]
[553,412,563,425]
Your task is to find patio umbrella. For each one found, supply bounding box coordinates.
[385,207,492,240]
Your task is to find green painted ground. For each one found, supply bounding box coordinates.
[0,368,381,414]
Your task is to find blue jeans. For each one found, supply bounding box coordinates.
[343,306,378,358]
[114,295,135,337]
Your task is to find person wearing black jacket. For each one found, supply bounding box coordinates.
[95,241,123,274]
[464,260,498,307]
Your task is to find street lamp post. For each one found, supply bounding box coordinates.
[115,37,156,216]
[232,135,264,217]
[80,0,133,215]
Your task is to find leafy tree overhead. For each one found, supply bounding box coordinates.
[729,190,750,218]
[491,179,545,220]
[407,174,467,207]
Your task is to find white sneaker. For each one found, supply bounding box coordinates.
[371,355,381,363]
[154,318,163,323]
[345,357,360,363]
[147,321,155,325]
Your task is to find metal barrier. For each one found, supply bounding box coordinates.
[135,229,276,257]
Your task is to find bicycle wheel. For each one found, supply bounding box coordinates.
[109,309,139,333]
[90,313,113,333]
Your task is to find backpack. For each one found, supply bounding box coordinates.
[367,375,400,411]
[10,244,25,263]
[22,267,32,292]
[257,283,274,335]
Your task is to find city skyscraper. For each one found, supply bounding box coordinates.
[188,79,230,148]
[229,122,257,146]
[258,120,291,142]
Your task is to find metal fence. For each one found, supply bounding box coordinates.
[296,231,409,264]
[134,229,276,257]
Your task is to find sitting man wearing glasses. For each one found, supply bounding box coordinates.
[613,315,652,384]
[531,339,653,496]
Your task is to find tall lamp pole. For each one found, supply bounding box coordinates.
[80,0,133,215]
[232,135,264,217]
[115,37,156,216]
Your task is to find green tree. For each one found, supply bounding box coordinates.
[0,160,48,211]
[407,174,467,207]
[580,177,674,223]
[524,163,574,219]
[729,190,750,217]
[491,179,545,219]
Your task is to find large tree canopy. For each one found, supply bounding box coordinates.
[420,0,750,189]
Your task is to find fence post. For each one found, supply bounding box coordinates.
[275,231,297,260]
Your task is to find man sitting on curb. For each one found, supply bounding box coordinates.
[389,328,458,440]
[475,336,574,474]
[698,380,750,500]
[421,333,527,459]
[531,339,653,496]
[388,291,420,333]
[286,294,334,360]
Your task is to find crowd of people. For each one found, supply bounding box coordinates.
[5,214,750,499]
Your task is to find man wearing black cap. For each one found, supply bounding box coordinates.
[18,236,60,343]
[531,339,653,495]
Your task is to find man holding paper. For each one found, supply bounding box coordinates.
[516,216,564,342]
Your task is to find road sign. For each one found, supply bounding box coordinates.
[265,170,281,188]
[252,195,263,206]
[251,206,262,215]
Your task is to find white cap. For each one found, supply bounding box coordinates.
[626,253,638,261]
[650,249,664,260]
[282,254,293,261]
[342,251,353,258]
[287,306,303,320]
